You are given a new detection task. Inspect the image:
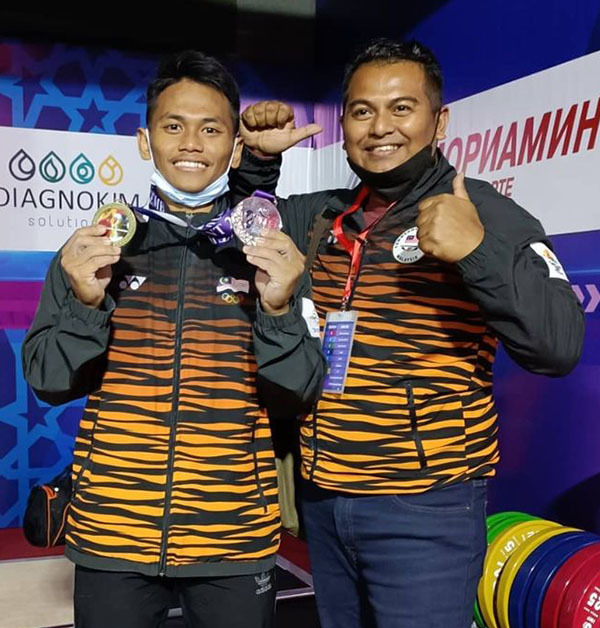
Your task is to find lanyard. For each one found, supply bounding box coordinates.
[332,187,395,310]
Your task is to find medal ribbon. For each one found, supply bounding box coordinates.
[132,186,234,245]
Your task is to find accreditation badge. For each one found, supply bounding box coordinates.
[322,310,358,395]
[93,202,137,247]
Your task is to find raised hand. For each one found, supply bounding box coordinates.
[241,101,322,156]
[60,225,121,309]
[416,173,485,263]
[243,229,305,315]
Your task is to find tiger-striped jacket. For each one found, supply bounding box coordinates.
[22,191,325,577]
[277,152,584,494]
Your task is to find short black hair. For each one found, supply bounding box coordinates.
[342,39,443,111]
[146,50,240,131]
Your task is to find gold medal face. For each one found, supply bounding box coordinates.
[93,202,137,247]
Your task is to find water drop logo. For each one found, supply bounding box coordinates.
[99,155,123,186]
[9,149,36,181]
[69,153,95,184]
[40,151,66,183]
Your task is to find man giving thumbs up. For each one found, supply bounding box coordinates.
[238,38,584,628]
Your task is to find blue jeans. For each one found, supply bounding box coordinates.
[301,479,487,628]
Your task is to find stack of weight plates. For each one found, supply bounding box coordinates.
[474,511,600,628]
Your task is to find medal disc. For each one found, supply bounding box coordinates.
[93,202,136,247]
[231,196,282,246]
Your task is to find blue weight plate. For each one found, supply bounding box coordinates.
[523,532,600,628]
[507,531,576,628]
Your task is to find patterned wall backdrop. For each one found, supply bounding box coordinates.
[0,41,158,526]
[0,40,155,135]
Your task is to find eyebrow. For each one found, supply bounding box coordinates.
[347,96,419,109]
[159,113,224,124]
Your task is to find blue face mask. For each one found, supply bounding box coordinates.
[145,129,236,208]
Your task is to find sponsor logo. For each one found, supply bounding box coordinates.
[119,275,147,291]
[255,571,272,596]
[99,155,124,186]
[393,227,425,264]
[6,149,124,186]
[9,149,36,181]
[2,151,138,219]
[69,153,95,185]
[39,151,66,183]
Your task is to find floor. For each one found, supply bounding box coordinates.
[0,528,320,628]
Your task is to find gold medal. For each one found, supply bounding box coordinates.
[93,202,137,247]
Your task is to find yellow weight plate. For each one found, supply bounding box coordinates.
[495,524,573,628]
[477,518,557,628]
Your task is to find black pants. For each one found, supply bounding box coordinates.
[74,566,276,628]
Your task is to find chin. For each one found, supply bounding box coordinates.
[173,177,213,193]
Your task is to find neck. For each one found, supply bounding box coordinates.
[158,190,214,215]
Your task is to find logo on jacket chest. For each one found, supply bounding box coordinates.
[393,227,424,264]
[217,276,250,305]
[118,275,147,291]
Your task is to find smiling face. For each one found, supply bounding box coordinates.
[137,78,240,194]
[342,60,448,173]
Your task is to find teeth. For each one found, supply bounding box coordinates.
[175,161,208,169]
[372,145,399,153]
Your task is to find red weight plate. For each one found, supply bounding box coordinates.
[558,552,600,628]
[541,543,600,628]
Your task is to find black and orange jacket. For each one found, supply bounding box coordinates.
[276,153,584,494]
[22,154,325,577]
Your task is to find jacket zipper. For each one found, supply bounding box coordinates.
[308,405,319,480]
[251,421,267,512]
[406,382,427,469]
[158,228,189,576]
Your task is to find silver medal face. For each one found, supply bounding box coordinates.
[231,196,282,246]
[393,227,424,264]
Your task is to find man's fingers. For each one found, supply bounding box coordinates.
[241,105,259,130]
[276,103,294,129]
[452,172,470,200]
[245,254,281,277]
[71,257,120,282]
[64,245,121,271]
[62,225,108,253]
[264,102,286,127]
[63,235,114,256]
[253,104,267,128]
[288,124,323,145]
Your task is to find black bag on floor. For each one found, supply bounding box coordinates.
[23,465,72,547]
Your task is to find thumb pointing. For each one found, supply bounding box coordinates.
[289,123,323,146]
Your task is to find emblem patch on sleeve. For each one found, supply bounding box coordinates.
[530,242,569,281]
[302,297,321,338]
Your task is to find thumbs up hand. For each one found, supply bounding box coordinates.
[415,173,484,264]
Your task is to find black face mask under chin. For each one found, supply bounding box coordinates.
[347,144,436,202]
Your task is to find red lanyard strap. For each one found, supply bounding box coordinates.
[332,187,395,310]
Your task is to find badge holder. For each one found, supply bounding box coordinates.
[322,310,359,395]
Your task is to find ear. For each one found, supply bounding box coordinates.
[435,106,449,141]
[137,128,151,161]
[231,136,244,169]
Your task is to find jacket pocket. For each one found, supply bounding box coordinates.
[406,382,427,470]
[403,384,469,470]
